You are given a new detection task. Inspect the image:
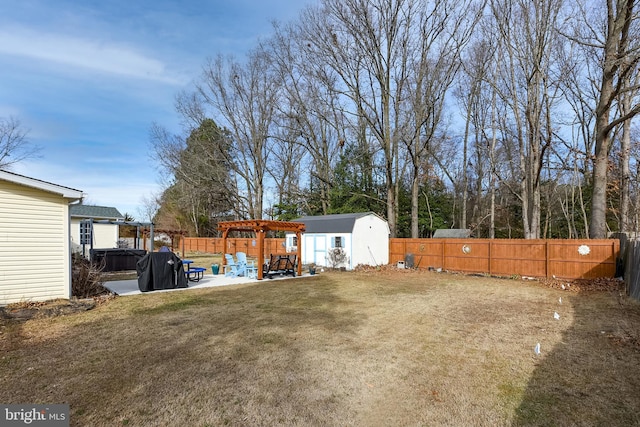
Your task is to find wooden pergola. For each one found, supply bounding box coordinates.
[218,220,306,280]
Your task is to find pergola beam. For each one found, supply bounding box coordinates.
[218,220,305,280]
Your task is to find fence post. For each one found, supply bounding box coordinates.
[545,240,549,278]
[489,240,492,276]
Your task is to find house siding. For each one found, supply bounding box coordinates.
[0,181,72,304]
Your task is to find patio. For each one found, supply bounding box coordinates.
[104,272,313,296]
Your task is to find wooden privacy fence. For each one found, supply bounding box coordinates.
[389,238,619,280]
[182,237,619,280]
[182,237,286,258]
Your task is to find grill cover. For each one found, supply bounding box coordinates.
[136,251,188,292]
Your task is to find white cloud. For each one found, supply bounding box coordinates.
[0,26,186,85]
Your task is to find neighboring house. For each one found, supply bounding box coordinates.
[70,204,124,255]
[0,170,83,305]
[288,212,390,269]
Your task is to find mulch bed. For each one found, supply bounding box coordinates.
[0,294,115,321]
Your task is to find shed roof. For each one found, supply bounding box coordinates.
[432,229,471,238]
[70,204,124,220]
[293,212,378,233]
[0,169,83,200]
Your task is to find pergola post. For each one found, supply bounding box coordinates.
[296,230,302,276]
[221,228,230,270]
[257,229,265,280]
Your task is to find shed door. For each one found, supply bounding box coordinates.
[313,234,327,266]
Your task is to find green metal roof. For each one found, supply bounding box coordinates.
[70,204,123,220]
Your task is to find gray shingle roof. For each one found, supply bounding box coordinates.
[432,229,471,238]
[294,212,374,233]
[70,204,123,220]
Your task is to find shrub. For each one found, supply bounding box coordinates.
[326,247,349,269]
[72,253,110,298]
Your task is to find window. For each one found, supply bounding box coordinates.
[333,236,343,248]
[80,220,92,244]
[292,236,298,246]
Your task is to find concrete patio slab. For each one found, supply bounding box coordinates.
[104,273,311,296]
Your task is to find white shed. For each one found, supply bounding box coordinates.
[287,212,390,269]
[70,204,124,255]
[0,170,83,305]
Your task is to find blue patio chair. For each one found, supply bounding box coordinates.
[235,252,253,277]
[224,253,240,277]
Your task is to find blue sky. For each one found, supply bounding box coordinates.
[1,0,315,219]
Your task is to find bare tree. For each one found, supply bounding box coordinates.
[618,71,639,232]
[570,0,640,238]
[0,117,39,170]
[138,194,160,223]
[298,0,482,237]
[555,26,601,238]
[267,22,346,214]
[298,0,414,236]
[454,38,493,232]
[404,0,483,238]
[488,0,565,238]
[197,48,281,219]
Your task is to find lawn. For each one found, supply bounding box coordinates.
[1,269,639,426]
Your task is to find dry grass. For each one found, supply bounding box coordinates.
[1,270,639,426]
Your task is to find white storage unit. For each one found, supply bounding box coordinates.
[287,212,390,270]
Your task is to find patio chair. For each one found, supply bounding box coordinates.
[236,251,255,278]
[224,253,240,277]
[234,251,249,277]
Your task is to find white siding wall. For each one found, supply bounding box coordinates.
[70,219,81,251]
[0,181,72,304]
[352,215,390,266]
[70,220,120,254]
[93,223,119,248]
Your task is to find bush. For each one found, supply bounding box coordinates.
[72,254,110,298]
[326,247,349,269]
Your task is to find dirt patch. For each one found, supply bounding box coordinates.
[537,276,626,292]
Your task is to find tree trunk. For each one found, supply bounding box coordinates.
[590,118,611,238]
[411,166,419,238]
[589,0,638,238]
[461,103,471,229]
